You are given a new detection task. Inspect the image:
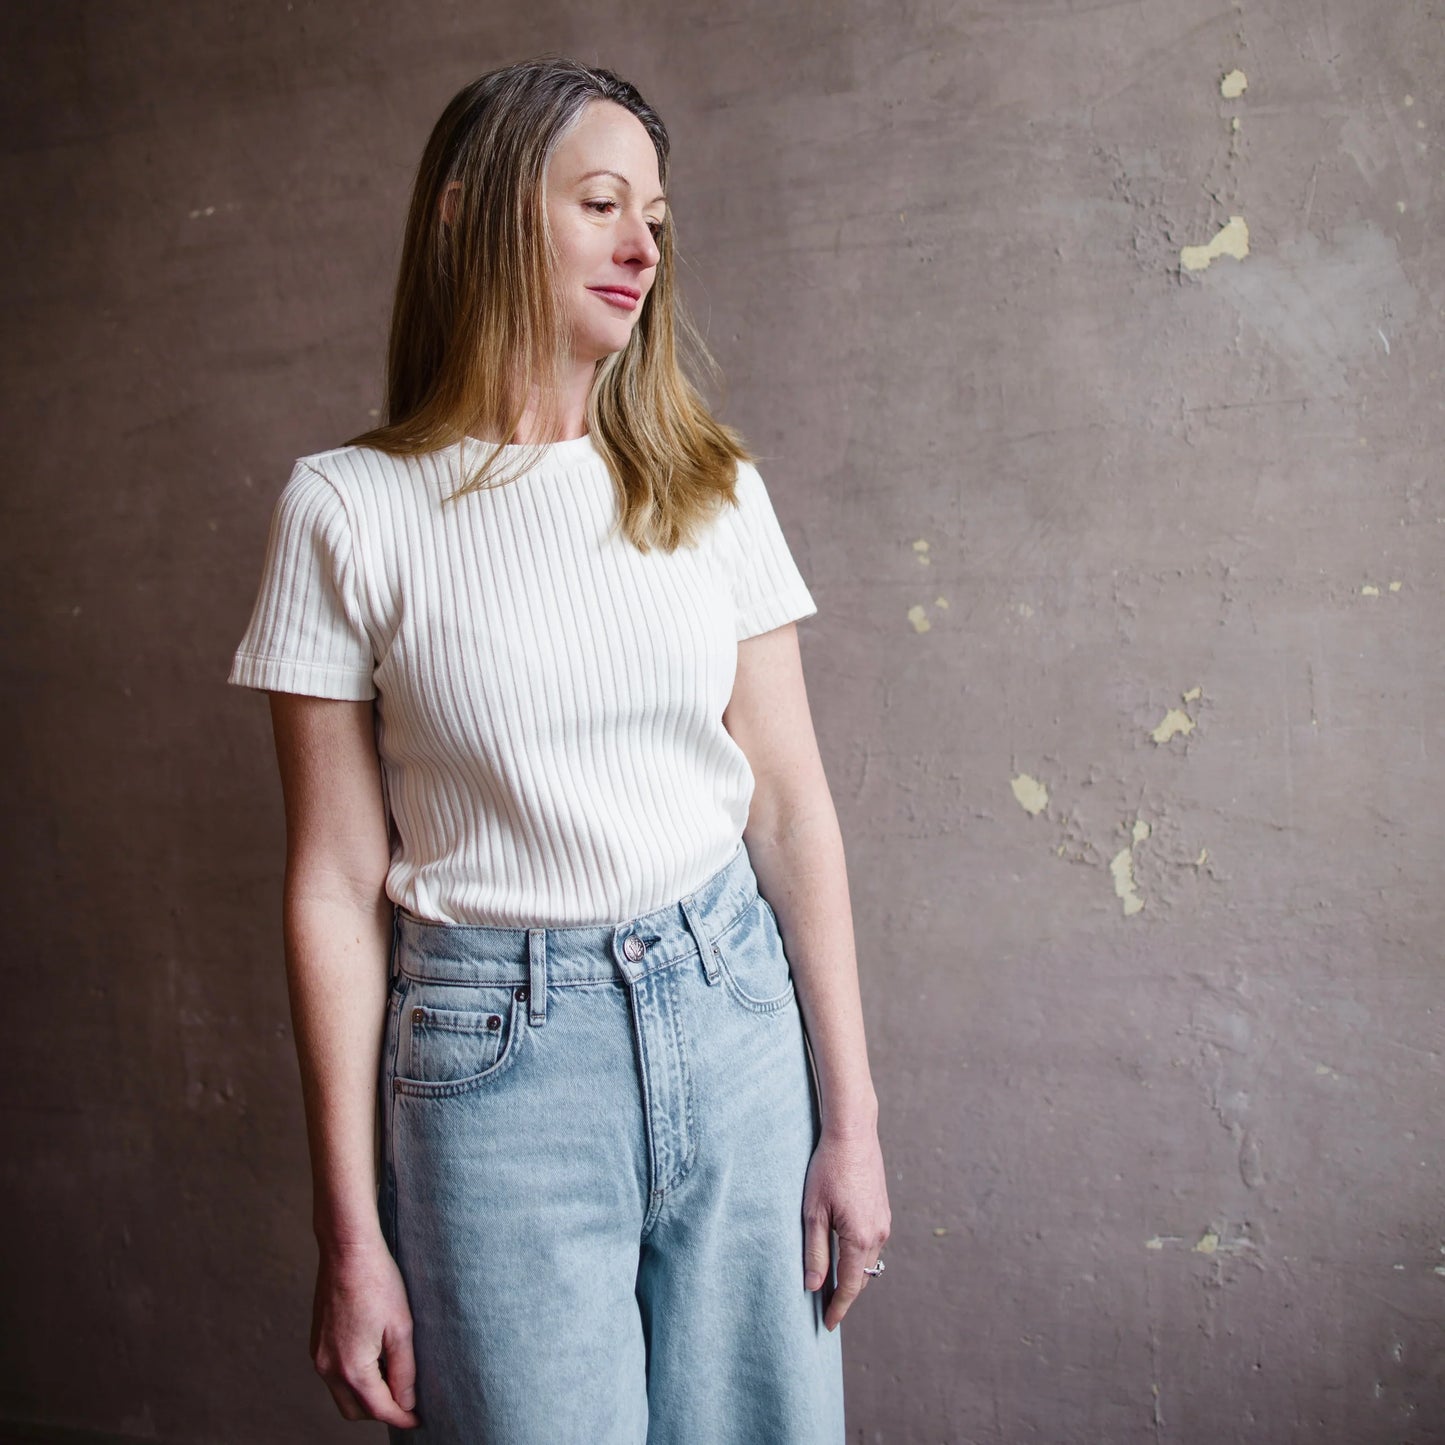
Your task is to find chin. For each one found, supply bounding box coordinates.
[577,327,639,364]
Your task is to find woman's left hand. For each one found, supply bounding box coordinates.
[801,1123,891,1331]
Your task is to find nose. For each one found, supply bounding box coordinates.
[617,211,660,271]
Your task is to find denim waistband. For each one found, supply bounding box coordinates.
[391,841,759,990]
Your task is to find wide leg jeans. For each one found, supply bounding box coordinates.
[378,840,846,1444]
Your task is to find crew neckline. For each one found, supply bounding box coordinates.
[460,432,600,468]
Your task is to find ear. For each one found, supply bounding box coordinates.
[438,181,462,227]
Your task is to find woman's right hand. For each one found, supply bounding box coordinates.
[310,1238,421,1429]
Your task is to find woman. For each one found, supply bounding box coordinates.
[228,57,889,1442]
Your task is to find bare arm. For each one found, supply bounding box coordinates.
[722,622,889,1329]
[268,691,418,1428]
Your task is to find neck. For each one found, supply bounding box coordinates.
[511,357,597,445]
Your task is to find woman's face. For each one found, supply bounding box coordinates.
[545,100,665,366]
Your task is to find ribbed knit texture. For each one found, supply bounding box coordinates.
[228,435,818,925]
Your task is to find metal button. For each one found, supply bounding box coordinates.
[514,986,528,1002]
[486,1014,501,1031]
[623,934,647,962]
[411,1008,425,1023]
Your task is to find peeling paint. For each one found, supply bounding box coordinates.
[1220,68,1248,99]
[913,538,930,565]
[1110,846,1144,916]
[1132,818,1150,844]
[1151,708,1195,743]
[907,604,931,633]
[1194,1232,1220,1254]
[1011,774,1049,816]
[934,595,949,609]
[1389,580,1402,591]
[1180,215,1249,272]
[1182,685,1202,702]
[1361,584,1380,596]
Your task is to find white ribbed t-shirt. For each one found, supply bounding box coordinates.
[228,434,818,925]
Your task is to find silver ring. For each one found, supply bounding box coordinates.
[862,1258,885,1277]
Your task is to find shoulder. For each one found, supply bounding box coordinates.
[290,443,431,492]
[279,444,449,526]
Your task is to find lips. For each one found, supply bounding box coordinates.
[588,285,641,311]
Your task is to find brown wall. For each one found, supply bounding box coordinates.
[4,2,1442,1442]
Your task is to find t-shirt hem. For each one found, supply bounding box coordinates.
[228,652,377,701]
[735,588,819,641]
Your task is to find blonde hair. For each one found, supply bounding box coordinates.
[346,57,751,553]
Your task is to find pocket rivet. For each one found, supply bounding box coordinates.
[411,1008,425,1023]
[514,986,528,1002]
[487,1015,502,1030]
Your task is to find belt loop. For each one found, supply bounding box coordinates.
[527,928,547,1026]
[679,893,721,985]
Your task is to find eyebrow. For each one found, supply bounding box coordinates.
[574,169,667,207]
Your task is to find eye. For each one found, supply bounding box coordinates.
[647,219,665,242]
[584,198,618,216]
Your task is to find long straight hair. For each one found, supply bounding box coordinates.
[346,57,751,553]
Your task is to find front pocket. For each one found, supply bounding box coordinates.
[713,894,796,1014]
[393,978,522,1091]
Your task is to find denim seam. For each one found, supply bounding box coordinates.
[653,961,698,1196]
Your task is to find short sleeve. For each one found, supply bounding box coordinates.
[227,461,377,700]
[721,462,819,641]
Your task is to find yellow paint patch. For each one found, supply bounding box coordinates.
[1017,602,1034,619]
[934,596,949,609]
[1182,686,1202,702]
[1132,818,1151,844]
[1195,847,1209,866]
[913,539,930,566]
[1194,1231,1219,1255]
[1361,584,1380,596]
[933,1227,949,1237]
[1151,708,1195,743]
[1389,580,1402,592]
[1145,1237,1165,1251]
[1110,847,1144,916]
[1180,215,1250,271]
[1011,774,1049,816]
[907,604,931,633]
[1231,116,1241,132]
[1220,68,1247,99]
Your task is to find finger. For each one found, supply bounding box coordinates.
[382,1322,419,1415]
[802,1210,832,1292]
[322,1377,368,1423]
[344,1358,421,1429]
[823,1235,873,1331]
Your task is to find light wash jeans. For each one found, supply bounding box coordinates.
[378,840,846,1444]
